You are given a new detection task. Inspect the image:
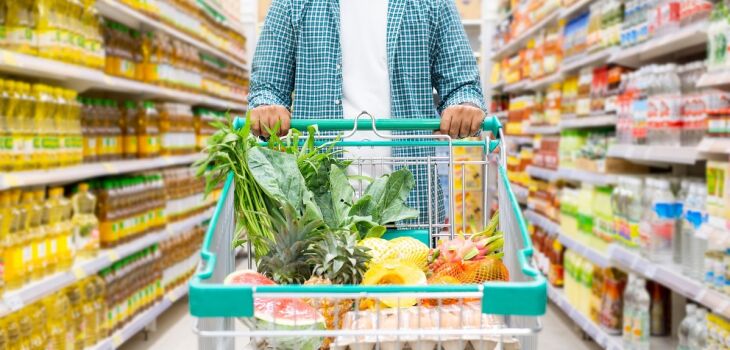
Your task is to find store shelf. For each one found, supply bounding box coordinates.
[609,20,709,67]
[506,134,534,145]
[524,210,559,235]
[526,165,560,182]
[559,114,617,129]
[503,80,528,93]
[698,137,730,154]
[511,182,529,204]
[558,168,618,186]
[0,50,247,110]
[96,0,247,70]
[607,144,704,165]
[547,285,623,350]
[526,72,564,91]
[0,209,212,317]
[559,0,594,20]
[697,70,730,88]
[0,154,203,190]
[197,0,246,35]
[523,124,560,135]
[492,10,561,60]
[90,283,190,350]
[562,48,616,73]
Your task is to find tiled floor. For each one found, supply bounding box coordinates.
[120,297,602,350]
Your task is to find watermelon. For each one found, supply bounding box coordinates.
[224,270,325,350]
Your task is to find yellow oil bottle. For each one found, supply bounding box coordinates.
[31,189,49,280]
[66,285,85,350]
[71,183,99,258]
[91,275,108,340]
[57,189,74,269]
[0,192,7,295]
[29,303,49,350]
[20,190,41,282]
[5,0,36,55]
[5,190,23,290]
[5,81,21,171]
[6,314,22,350]
[0,317,7,350]
[45,293,75,350]
[0,79,9,172]
[18,310,33,350]
[18,83,35,170]
[82,279,98,345]
[43,188,58,275]
[66,90,83,165]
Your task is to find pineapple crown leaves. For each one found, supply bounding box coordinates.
[306,230,371,285]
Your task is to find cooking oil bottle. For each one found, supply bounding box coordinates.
[21,190,41,282]
[17,191,33,285]
[5,81,21,171]
[65,89,83,166]
[82,279,98,345]
[46,292,75,350]
[6,314,22,350]
[57,189,74,269]
[0,317,7,350]
[31,189,50,279]
[71,183,99,258]
[5,190,23,289]
[5,0,36,55]
[19,83,35,170]
[66,284,85,350]
[91,275,108,340]
[17,309,32,350]
[0,192,8,295]
[42,188,57,275]
[29,303,49,350]
[0,79,9,172]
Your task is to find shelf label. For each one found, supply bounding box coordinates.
[4,294,24,312]
[2,52,20,67]
[102,163,118,174]
[3,174,20,188]
[73,266,87,279]
[112,333,123,347]
[108,250,120,262]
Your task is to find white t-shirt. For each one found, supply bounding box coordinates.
[339,0,392,178]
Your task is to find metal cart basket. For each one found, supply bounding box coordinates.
[189,115,546,350]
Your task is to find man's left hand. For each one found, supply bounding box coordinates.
[438,104,485,139]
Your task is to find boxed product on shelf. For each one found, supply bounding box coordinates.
[159,224,205,293]
[527,179,559,221]
[532,135,559,169]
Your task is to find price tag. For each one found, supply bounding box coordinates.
[108,250,120,262]
[112,333,123,347]
[73,266,87,279]
[102,163,118,174]
[3,174,20,188]
[2,52,20,67]
[5,294,24,312]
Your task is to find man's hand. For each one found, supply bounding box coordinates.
[250,105,291,137]
[439,105,485,139]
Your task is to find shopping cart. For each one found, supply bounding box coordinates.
[189,114,546,350]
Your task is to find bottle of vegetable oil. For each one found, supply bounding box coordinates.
[18,191,33,285]
[41,188,57,274]
[5,190,23,289]
[0,318,7,350]
[18,309,33,350]
[0,79,9,172]
[5,81,21,171]
[57,189,74,269]
[6,314,21,350]
[5,0,36,55]
[29,303,49,350]
[91,275,108,340]
[65,90,84,166]
[45,292,74,350]
[66,285,85,350]
[82,279,98,345]
[18,83,35,170]
[21,190,42,281]
[0,192,7,295]
[71,183,99,258]
[31,189,49,279]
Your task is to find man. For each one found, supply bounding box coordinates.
[248,0,487,224]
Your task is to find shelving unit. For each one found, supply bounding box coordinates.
[558,114,617,130]
[0,50,246,110]
[607,144,705,165]
[0,154,204,190]
[607,20,708,67]
[0,207,213,317]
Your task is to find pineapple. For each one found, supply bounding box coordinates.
[305,230,371,348]
[258,204,322,284]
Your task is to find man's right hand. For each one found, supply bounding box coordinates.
[250,105,291,137]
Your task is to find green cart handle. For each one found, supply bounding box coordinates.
[233,116,503,138]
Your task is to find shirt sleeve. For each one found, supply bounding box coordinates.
[248,0,296,109]
[430,0,487,114]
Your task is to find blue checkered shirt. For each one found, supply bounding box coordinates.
[249,0,486,227]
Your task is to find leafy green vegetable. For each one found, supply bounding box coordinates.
[314,165,354,229]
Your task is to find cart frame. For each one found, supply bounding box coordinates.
[189,114,546,350]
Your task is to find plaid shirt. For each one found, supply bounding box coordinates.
[249,0,486,226]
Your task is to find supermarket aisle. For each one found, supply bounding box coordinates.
[121,296,601,350]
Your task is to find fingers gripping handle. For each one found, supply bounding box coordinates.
[235,116,503,138]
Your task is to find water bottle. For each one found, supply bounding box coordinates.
[688,308,708,350]
[678,304,697,350]
[633,278,650,350]
[648,179,676,261]
[623,274,637,349]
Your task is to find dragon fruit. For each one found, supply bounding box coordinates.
[427,234,503,271]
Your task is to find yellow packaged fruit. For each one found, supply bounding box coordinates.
[380,236,430,270]
[357,237,390,265]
